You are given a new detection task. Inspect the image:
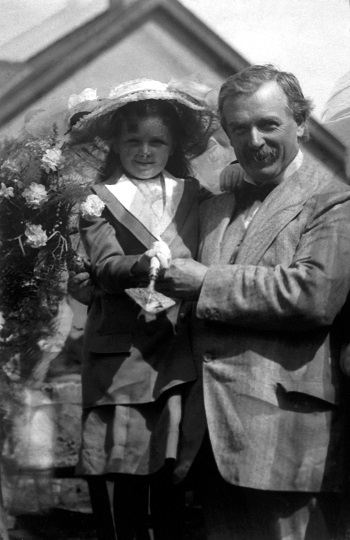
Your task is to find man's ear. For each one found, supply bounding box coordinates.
[296,121,306,140]
[220,121,230,140]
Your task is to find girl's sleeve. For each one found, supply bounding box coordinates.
[79,213,143,294]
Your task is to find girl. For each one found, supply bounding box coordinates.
[72,79,217,540]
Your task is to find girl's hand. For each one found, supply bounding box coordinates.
[149,240,172,269]
[68,270,94,305]
[132,241,171,275]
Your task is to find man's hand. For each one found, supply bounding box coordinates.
[219,163,240,192]
[155,258,208,300]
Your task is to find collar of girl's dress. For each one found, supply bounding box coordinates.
[104,167,163,184]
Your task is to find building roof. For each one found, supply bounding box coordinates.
[0,0,346,173]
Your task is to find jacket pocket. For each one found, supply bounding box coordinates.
[88,333,132,354]
[277,381,338,406]
[225,377,338,409]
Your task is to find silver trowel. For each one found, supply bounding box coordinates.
[125,257,176,314]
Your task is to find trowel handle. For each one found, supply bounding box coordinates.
[149,256,161,281]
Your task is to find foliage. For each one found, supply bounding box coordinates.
[0,127,91,383]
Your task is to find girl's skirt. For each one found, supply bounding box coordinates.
[77,387,183,475]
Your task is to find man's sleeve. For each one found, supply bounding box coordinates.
[196,190,350,332]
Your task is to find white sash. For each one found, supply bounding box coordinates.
[106,172,185,239]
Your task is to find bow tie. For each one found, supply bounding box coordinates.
[237,181,278,209]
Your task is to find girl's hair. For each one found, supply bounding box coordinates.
[100,99,218,180]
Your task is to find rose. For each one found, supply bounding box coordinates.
[24,223,48,248]
[22,182,48,208]
[81,194,105,219]
[68,88,98,110]
[0,182,14,199]
[42,147,63,172]
[0,159,20,175]
[13,179,24,189]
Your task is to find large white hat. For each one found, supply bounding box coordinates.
[72,78,212,138]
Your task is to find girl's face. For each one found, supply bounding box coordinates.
[114,116,174,180]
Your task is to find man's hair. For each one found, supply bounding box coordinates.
[218,64,314,141]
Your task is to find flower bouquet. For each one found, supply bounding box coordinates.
[0,126,97,385]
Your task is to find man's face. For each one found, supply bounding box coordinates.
[222,81,305,184]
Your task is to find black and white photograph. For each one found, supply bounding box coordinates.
[0,1,350,539]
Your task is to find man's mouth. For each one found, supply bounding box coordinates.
[246,148,278,165]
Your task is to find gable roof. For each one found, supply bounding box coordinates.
[0,0,346,174]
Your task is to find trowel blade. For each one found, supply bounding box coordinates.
[125,287,176,314]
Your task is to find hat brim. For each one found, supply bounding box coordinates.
[72,88,208,139]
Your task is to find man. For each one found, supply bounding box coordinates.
[155,65,350,539]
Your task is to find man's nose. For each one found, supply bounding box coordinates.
[248,127,264,148]
[140,143,151,155]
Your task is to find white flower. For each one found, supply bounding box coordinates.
[22,182,48,208]
[81,194,105,219]
[24,223,48,248]
[1,158,20,175]
[0,182,14,199]
[13,179,24,189]
[68,88,98,110]
[42,147,63,173]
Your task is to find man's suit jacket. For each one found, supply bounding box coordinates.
[79,173,200,408]
[177,152,350,492]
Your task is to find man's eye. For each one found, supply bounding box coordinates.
[260,122,278,131]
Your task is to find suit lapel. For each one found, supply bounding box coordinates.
[219,206,247,264]
[199,194,242,265]
[235,158,320,265]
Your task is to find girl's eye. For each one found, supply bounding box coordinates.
[151,139,167,145]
